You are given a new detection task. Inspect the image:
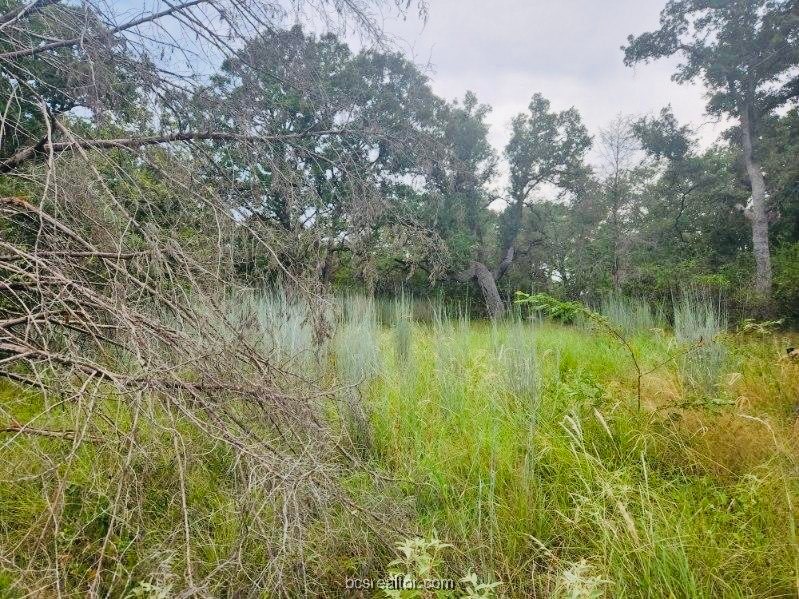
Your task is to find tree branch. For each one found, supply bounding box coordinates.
[0,422,102,443]
[0,0,210,61]
[455,263,476,283]
[0,129,349,173]
[0,0,60,30]
[493,246,515,281]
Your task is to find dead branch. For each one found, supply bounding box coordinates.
[0,422,103,443]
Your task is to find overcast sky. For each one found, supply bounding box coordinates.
[370,0,726,161]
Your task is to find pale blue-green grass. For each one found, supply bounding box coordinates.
[674,293,729,395]
[600,292,666,335]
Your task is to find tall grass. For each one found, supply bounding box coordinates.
[368,319,798,596]
[332,295,383,453]
[2,291,797,597]
[391,293,414,364]
[252,290,321,360]
[213,286,333,381]
[600,292,664,335]
[674,293,728,394]
[333,294,382,385]
[490,316,538,403]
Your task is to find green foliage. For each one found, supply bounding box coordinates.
[773,242,799,320]
[514,292,592,324]
[514,292,635,377]
[497,93,591,270]
[127,582,172,599]
[623,0,799,122]
[2,1,799,596]
[737,318,784,336]
[762,109,799,246]
[369,319,799,596]
[554,560,610,599]
[0,1,146,162]
[384,536,452,598]
[458,573,502,599]
[232,288,323,370]
[505,94,592,202]
[623,0,798,303]
[633,106,692,161]
[390,537,452,578]
[2,312,798,596]
[382,537,499,598]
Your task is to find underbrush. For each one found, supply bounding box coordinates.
[0,382,404,597]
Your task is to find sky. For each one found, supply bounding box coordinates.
[369,0,727,162]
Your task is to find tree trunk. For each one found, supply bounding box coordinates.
[458,261,505,319]
[740,105,772,297]
[320,248,334,283]
[473,261,505,319]
[458,196,522,319]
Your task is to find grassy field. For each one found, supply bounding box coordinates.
[365,311,799,597]
[1,296,798,597]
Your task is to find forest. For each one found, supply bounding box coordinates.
[0,0,798,596]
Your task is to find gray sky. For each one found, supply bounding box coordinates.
[374,0,726,162]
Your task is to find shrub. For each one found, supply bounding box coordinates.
[773,242,799,322]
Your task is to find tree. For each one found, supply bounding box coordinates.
[595,115,649,290]
[424,92,500,314]
[624,0,799,298]
[630,109,750,297]
[472,94,591,317]
[187,26,445,287]
[760,107,799,245]
[506,117,647,302]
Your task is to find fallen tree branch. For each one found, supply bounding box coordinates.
[0,0,60,30]
[1,422,102,443]
[0,0,210,61]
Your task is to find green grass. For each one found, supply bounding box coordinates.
[367,317,799,597]
[1,296,798,597]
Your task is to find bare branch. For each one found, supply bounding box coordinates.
[0,0,60,30]
[0,0,210,61]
